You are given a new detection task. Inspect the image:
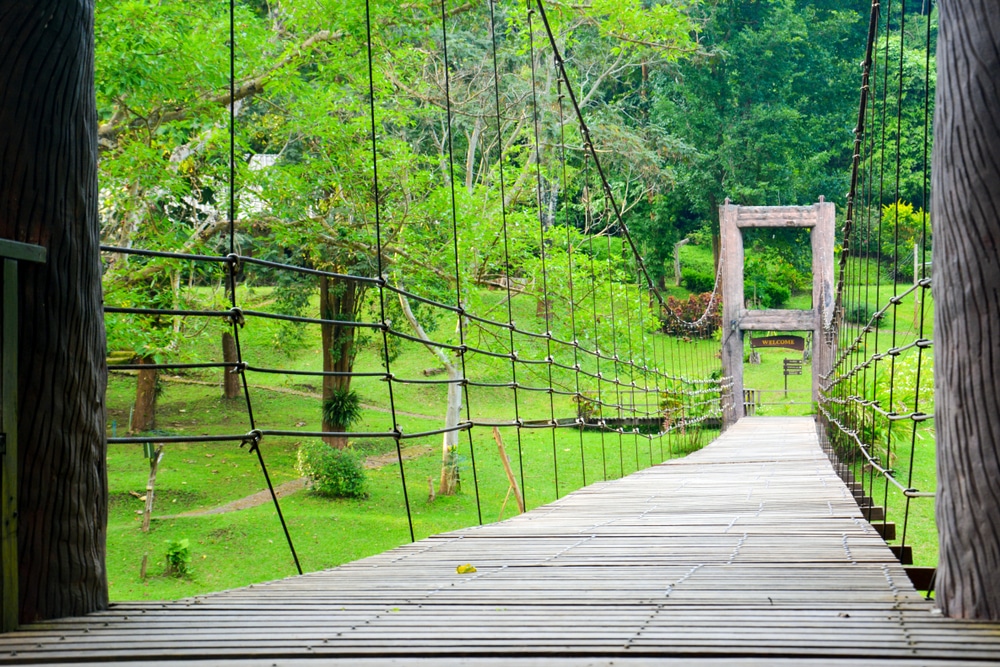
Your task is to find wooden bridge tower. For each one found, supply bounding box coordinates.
[719,199,836,427]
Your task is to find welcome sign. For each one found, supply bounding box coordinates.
[750,335,806,351]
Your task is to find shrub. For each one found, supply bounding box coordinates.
[681,268,715,293]
[323,388,363,428]
[744,245,806,308]
[661,293,721,338]
[878,201,931,281]
[845,303,878,326]
[574,391,598,422]
[759,281,791,308]
[165,538,192,577]
[297,441,367,499]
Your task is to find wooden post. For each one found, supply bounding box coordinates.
[719,200,744,428]
[673,238,690,286]
[0,241,46,633]
[811,199,836,407]
[132,358,157,433]
[933,0,1000,621]
[492,427,524,514]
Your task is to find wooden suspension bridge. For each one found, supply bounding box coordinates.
[3,417,998,665]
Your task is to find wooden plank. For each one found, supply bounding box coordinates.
[890,545,914,565]
[0,239,46,265]
[739,309,816,331]
[905,567,936,592]
[733,206,820,228]
[0,418,998,664]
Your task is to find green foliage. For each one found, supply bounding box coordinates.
[681,269,715,293]
[573,391,598,422]
[297,441,368,499]
[323,389,363,429]
[661,293,721,338]
[845,303,877,326]
[744,245,807,309]
[879,201,931,283]
[660,378,721,424]
[165,538,192,577]
[649,0,867,232]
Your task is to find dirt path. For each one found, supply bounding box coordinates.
[155,444,433,520]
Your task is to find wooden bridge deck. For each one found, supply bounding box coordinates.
[4,417,1000,665]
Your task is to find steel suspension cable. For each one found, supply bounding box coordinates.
[366,0,414,543]
[526,2,562,497]
[899,0,932,557]
[584,155,609,480]
[556,78,588,486]
[488,0,529,510]
[439,0,483,524]
[226,0,301,575]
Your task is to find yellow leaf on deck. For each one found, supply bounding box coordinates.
[456,563,477,574]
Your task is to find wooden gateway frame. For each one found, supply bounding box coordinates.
[719,198,836,427]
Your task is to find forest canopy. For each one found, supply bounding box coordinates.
[97,0,927,296]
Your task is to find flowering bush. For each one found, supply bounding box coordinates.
[661,292,721,338]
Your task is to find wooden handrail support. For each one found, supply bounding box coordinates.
[0,239,47,632]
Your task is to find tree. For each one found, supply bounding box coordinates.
[932,0,1000,622]
[0,0,108,621]
[92,0,701,491]
[646,0,867,263]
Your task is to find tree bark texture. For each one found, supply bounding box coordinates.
[141,447,163,533]
[0,0,108,621]
[933,0,1000,621]
[221,332,240,399]
[438,369,462,496]
[396,290,462,496]
[320,275,360,448]
[132,358,157,432]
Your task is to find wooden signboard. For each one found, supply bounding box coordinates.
[751,335,806,352]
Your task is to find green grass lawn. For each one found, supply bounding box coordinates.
[105,278,721,601]
[104,252,940,601]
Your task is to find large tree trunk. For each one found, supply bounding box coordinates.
[933,0,1000,621]
[320,275,359,448]
[0,0,108,622]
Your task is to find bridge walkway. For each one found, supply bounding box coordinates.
[3,417,999,664]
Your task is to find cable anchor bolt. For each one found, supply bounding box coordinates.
[241,429,263,454]
[228,307,245,327]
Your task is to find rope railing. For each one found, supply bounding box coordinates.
[819,0,936,577]
[99,0,726,585]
